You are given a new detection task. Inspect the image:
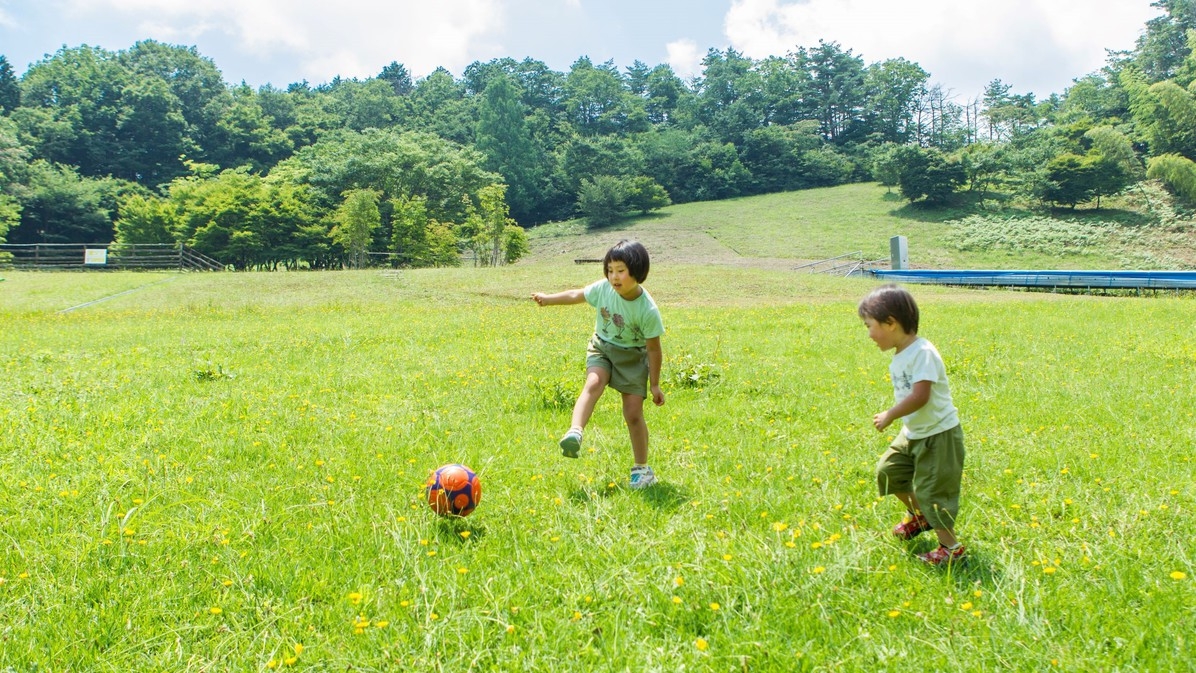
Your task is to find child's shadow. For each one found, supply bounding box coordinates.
[908,540,1003,587]
[566,480,688,511]
[635,481,688,510]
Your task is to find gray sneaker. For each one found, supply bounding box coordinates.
[629,465,656,490]
[558,429,582,458]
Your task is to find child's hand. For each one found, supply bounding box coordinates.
[872,411,892,432]
[651,384,665,407]
[531,292,546,306]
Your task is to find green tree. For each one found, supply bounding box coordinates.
[0,55,20,113]
[330,188,381,268]
[1133,0,1196,82]
[276,128,500,229]
[1130,79,1196,159]
[208,84,294,171]
[1147,153,1196,201]
[863,58,929,144]
[625,176,671,214]
[390,193,459,268]
[577,175,629,227]
[463,183,522,266]
[476,74,544,224]
[6,160,123,243]
[1084,125,1144,180]
[378,62,414,96]
[406,67,475,144]
[563,57,642,136]
[803,41,867,142]
[114,194,176,244]
[892,145,965,204]
[1038,151,1128,209]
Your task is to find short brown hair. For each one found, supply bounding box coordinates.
[858,284,919,334]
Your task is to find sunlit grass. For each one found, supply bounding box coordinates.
[1,268,1194,670]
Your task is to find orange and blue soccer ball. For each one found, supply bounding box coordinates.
[425,463,481,517]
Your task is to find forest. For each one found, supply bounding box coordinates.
[0,0,1194,269]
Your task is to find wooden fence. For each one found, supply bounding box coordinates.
[0,243,225,271]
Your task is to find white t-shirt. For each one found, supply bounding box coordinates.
[583,279,664,348]
[890,336,959,439]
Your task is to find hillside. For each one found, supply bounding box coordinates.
[525,182,1196,271]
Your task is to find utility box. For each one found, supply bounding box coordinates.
[890,236,908,270]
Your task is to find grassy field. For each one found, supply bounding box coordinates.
[1,263,1194,671]
[526,182,1196,270]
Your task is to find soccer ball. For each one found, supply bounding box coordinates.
[425,463,481,517]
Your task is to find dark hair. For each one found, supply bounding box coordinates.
[603,239,650,282]
[857,284,919,334]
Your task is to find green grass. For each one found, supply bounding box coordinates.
[2,267,1194,671]
[526,182,1196,270]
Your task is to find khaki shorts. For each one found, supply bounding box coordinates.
[876,425,965,530]
[586,334,649,397]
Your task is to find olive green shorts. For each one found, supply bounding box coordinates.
[586,334,649,398]
[876,425,965,531]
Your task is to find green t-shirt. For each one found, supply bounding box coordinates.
[584,279,664,348]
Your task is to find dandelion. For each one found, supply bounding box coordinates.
[961,602,973,611]
[209,607,222,615]
[672,596,683,604]
[696,638,709,651]
[457,567,468,574]
[285,656,297,665]
[293,644,303,655]
[506,624,515,634]
[772,522,787,532]
[1171,571,1187,580]
[267,659,278,669]
[674,577,684,587]
[722,554,732,561]
[1043,566,1057,575]
[888,610,900,618]
[709,602,720,611]
[375,621,389,628]
[348,592,363,604]
[811,541,823,549]
[812,566,826,574]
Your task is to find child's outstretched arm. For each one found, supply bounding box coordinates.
[531,289,586,306]
[646,336,665,406]
[873,380,930,431]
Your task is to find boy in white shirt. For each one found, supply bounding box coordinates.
[859,284,966,566]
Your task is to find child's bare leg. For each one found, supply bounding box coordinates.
[934,528,959,548]
[895,492,921,516]
[896,492,959,547]
[570,367,610,431]
[621,392,648,464]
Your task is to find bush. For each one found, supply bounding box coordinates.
[1146,153,1196,203]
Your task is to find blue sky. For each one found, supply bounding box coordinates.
[0,0,1163,100]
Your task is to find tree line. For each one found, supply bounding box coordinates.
[1,0,1194,269]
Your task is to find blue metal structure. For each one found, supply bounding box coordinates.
[867,269,1196,290]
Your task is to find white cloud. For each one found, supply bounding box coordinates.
[666,38,703,79]
[59,0,505,81]
[723,0,1159,98]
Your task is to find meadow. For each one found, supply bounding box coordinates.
[1,261,1194,672]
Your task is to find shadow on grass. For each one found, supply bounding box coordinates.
[906,539,1003,587]
[433,516,487,544]
[566,479,689,511]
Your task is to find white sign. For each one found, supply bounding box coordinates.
[84,248,108,265]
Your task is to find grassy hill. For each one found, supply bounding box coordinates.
[525,182,1196,271]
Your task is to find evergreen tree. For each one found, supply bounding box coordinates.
[0,55,19,113]
[475,74,544,224]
